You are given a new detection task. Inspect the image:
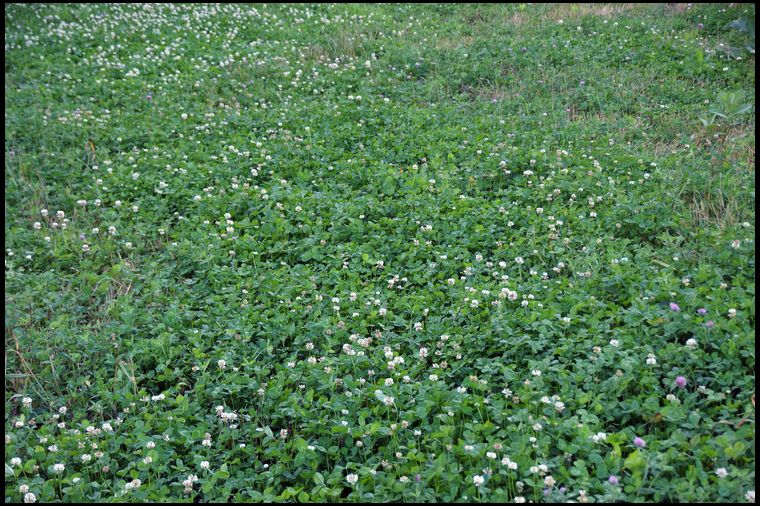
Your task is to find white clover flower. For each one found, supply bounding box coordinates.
[346,473,358,485]
[200,461,210,470]
[24,493,37,503]
[124,479,142,490]
[11,457,22,466]
[52,463,65,473]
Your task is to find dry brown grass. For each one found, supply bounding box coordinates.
[505,11,529,26]
[464,84,509,103]
[542,3,641,21]
[682,123,754,230]
[435,34,473,50]
[664,3,691,15]
[690,123,756,167]
[684,185,743,231]
[305,29,362,60]
[499,4,644,27]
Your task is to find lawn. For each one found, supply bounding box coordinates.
[4,3,755,503]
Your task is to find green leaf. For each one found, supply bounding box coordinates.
[623,450,647,474]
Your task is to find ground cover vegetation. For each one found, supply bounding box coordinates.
[4,3,755,503]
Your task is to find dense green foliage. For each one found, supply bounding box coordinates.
[5,3,755,503]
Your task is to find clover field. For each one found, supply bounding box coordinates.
[4,3,756,503]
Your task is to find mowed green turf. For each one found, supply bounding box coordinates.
[4,3,755,503]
